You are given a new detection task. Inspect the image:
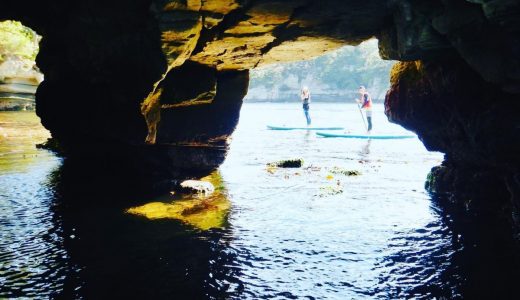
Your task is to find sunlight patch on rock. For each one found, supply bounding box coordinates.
[126,172,230,230]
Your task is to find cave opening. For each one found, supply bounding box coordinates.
[234,38,436,167]
[0,0,519,297]
[0,20,51,173]
[216,37,446,222]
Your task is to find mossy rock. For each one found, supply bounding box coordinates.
[126,195,230,231]
[267,158,303,168]
[126,171,230,230]
[425,165,446,193]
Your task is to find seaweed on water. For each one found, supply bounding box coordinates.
[267,158,304,168]
[319,185,344,197]
[329,167,362,176]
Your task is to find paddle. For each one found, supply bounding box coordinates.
[355,100,368,131]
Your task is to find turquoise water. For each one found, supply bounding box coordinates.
[0,104,518,299]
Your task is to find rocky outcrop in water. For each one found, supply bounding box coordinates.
[386,58,520,223]
[382,0,520,225]
[0,20,42,110]
[0,63,42,110]
[1,0,518,207]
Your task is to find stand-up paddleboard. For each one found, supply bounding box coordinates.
[267,125,344,131]
[316,132,416,139]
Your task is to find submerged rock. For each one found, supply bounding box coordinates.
[126,195,229,231]
[180,200,218,216]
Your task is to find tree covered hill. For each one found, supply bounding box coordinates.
[246,39,395,102]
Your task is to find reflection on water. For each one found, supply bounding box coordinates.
[360,139,371,158]
[1,106,519,299]
[0,111,53,173]
[46,164,238,299]
[0,112,65,298]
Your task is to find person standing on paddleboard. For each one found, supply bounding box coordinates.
[356,85,372,133]
[301,86,311,126]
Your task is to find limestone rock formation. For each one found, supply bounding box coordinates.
[0,0,518,214]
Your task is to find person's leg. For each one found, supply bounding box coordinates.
[366,110,372,132]
[303,103,311,125]
[305,109,311,125]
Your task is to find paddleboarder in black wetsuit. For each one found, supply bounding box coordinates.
[301,86,311,126]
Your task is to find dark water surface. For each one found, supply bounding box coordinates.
[0,105,519,299]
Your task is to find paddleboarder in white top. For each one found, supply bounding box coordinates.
[301,86,311,126]
[356,85,372,133]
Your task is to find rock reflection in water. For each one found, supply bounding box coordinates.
[0,111,53,173]
[47,160,241,298]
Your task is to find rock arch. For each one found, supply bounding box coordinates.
[1,1,519,218]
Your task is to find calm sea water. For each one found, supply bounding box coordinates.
[0,104,518,299]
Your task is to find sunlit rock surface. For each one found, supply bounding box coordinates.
[1,0,519,208]
[126,172,230,230]
[0,21,42,110]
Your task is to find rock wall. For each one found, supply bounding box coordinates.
[381,0,520,225]
[386,59,520,223]
[0,0,393,184]
[0,0,518,204]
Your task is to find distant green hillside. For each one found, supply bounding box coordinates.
[247,39,395,102]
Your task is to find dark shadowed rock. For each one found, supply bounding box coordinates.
[386,58,520,226]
